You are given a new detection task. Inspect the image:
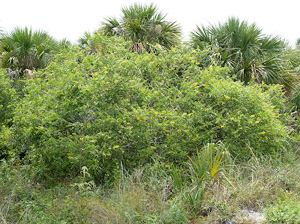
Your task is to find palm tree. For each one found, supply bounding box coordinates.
[101,3,181,53]
[78,31,92,48]
[191,17,296,90]
[0,27,58,72]
[59,38,71,49]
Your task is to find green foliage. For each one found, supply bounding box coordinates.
[6,34,290,183]
[78,31,92,48]
[0,70,17,159]
[0,69,16,124]
[161,203,187,224]
[188,143,226,184]
[191,17,297,91]
[0,164,93,223]
[59,38,72,50]
[0,160,37,223]
[1,149,300,223]
[184,186,205,216]
[101,3,181,53]
[0,27,59,71]
[1,13,300,223]
[265,192,300,224]
[287,47,300,108]
[179,143,227,217]
[71,166,96,195]
[197,78,289,157]
[170,165,187,192]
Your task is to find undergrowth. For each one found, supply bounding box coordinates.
[1,147,299,224]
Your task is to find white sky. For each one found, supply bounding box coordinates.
[1,0,300,46]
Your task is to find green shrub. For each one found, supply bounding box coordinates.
[0,70,17,159]
[7,34,290,183]
[265,195,300,224]
[0,70,16,124]
[161,203,187,224]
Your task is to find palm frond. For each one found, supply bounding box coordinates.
[101,3,181,53]
[155,21,181,49]
[0,27,58,71]
[191,17,294,89]
[191,25,212,49]
[78,31,92,48]
[102,17,121,37]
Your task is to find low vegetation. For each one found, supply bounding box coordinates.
[1,3,300,223]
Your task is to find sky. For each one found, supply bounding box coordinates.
[1,0,300,46]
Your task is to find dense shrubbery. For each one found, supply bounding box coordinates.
[1,9,300,223]
[0,69,16,123]
[0,69,17,159]
[1,34,290,183]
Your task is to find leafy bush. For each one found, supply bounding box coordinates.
[7,34,290,183]
[0,69,16,123]
[161,203,187,224]
[0,70,17,159]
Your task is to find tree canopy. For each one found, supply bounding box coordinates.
[0,27,58,72]
[101,3,181,53]
[191,17,297,91]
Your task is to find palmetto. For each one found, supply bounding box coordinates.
[0,27,58,71]
[102,3,181,53]
[191,17,296,90]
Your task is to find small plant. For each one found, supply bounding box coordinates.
[188,143,226,184]
[183,143,227,216]
[161,203,188,224]
[71,166,95,194]
[170,165,186,192]
[184,186,205,215]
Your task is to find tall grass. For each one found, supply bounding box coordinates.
[0,147,299,223]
